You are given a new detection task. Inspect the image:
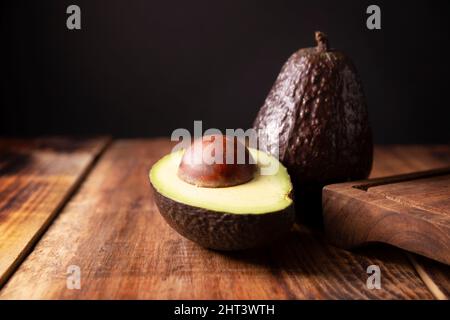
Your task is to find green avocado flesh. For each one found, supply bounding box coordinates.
[149,148,293,214]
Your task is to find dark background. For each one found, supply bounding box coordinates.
[1,0,449,143]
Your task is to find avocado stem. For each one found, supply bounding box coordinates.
[315,31,329,52]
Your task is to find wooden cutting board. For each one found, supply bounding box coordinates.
[323,167,450,266]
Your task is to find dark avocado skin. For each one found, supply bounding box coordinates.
[151,185,295,250]
[253,32,373,223]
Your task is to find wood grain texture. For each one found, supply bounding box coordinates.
[371,145,450,178]
[368,145,450,299]
[369,172,450,216]
[407,254,448,300]
[416,256,450,298]
[0,137,110,288]
[323,168,450,265]
[0,141,437,299]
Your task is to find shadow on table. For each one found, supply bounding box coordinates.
[213,224,415,278]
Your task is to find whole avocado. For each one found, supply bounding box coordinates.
[253,32,373,222]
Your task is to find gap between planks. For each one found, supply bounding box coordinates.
[294,223,446,300]
[406,253,447,300]
[0,138,112,290]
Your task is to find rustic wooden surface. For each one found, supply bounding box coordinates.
[370,145,450,299]
[1,140,448,299]
[0,137,110,288]
[407,254,449,300]
[323,167,450,265]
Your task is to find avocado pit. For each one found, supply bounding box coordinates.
[177,134,257,188]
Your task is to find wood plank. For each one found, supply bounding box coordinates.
[323,168,450,265]
[371,145,450,178]
[0,136,110,288]
[0,140,435,299]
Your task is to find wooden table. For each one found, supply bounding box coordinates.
[0,137,448,299]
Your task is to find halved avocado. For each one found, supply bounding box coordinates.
[149,148,295,250]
